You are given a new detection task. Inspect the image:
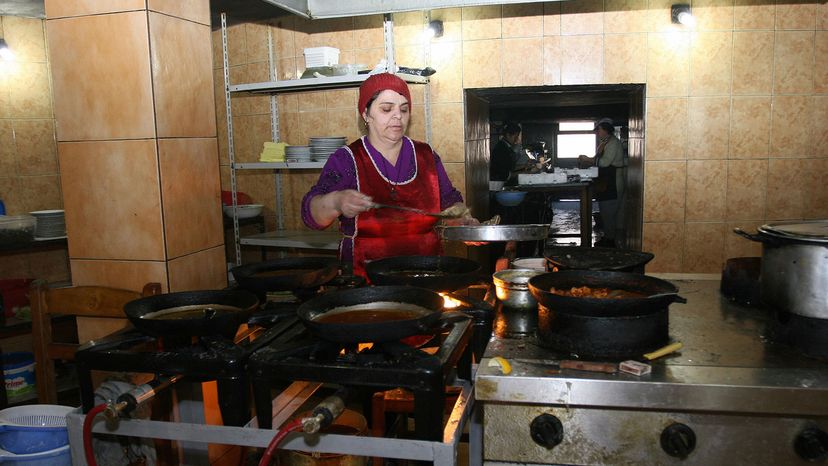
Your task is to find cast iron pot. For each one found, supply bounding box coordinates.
[124,289,260,339]
[544,246,654,273]
[734,221,828,319]
[232,257,339,293]
[365,255,483,291]
[528,270,686,318]
[297,285,467,343]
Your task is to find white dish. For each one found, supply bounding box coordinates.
[34,235,68,241]
[223,204,263,219]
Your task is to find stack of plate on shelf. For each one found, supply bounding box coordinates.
[30,210,66,239]
[309,136,347,162]
[285,145,312,163]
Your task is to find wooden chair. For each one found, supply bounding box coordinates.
[30,280,162,404]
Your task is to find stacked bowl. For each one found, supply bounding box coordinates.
[309,136,346,163]
[29,210,66,240]
[285,145,312,163]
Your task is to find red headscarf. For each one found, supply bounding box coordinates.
[357,73,412,115]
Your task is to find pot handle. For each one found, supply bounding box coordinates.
[733,227,765,242]
[421,311,471,332]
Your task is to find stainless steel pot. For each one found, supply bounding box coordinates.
[492,268,545,338]
[734,220,828,319]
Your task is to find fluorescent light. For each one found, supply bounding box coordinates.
[671,4,695,27]
[0,38,13,61]
[422,20,444,40]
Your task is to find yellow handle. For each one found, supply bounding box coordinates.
[643,342,683,361]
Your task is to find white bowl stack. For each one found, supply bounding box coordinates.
[309,136,347,162]
[285,145,312,163]
[29,210,66,239]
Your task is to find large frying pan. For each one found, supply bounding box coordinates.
[544,246,654,273]
[297,286,464,343]
[124,290,260,339]
[528,270,686,318]
[365,255,483,291]
[232,257,339,293]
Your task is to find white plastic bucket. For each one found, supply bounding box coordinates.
[2,353,35,400]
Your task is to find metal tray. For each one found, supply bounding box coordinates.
[436,224,550,242]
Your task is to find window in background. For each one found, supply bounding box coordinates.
[556,120,595,159]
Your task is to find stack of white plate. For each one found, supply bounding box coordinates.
[285,145,312,163]
[309,137,347,162]
[30,210,66,239]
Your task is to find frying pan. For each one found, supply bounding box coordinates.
[124,289,260,338]
[528,270,686,318]
[365,255,483,292]
[544,246,654,273]
[231,257,339,293]
[297,286,465,343]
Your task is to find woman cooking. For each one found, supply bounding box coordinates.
[301,73,474,277]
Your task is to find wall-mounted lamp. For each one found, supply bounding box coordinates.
[671,4,696,27]
[0,38,13,61]
[423,20,444,40]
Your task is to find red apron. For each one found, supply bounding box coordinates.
[348,138,441,277]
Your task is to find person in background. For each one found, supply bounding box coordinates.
[490,121,524,184]
[301,73,474,277]
[578,118,626,248]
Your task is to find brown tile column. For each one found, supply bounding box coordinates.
[45,0,225,295]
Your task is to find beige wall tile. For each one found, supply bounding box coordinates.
[646,0,681,33]
[776,2,816,30]
[236,170,277,217]
[605,0,649,34]
[686,159,727,221]
[462,6,502,41]
[325,89,356,110]
[646,31,690,96]
[542,36,562,85]
[0,121,15,175]
[644,160,686,222]
[396,44,426,69]
[71,259,169,292]
[148,0,210,25]
[11,119,56,177]
[431,103,465,164]
[690,32,732,95]
[726,159,767,220]
[167,246,227,292]
[326,108,360,142]
[407,105,427,142]
[773,31,815,94]
[694,0,734,31]
[443,161,467,202]
[0,73,10,119]
[159,138,223,259]
[430,41,463,103]
[815,32,828,94]
[561,34,603,84]
[59,140,165,261]
[47,12,155,141]
[150,13,217,138]
[765,158,804,220]
[44,0,145,18]
[818,2,828,30]
[225,23,247,67]
[8,62,52,118]
[683,222,725,273]
[16,175,62,212]
[503,3,544,38]
[687,97,730,159]
[561,0,604,35]
[502,37,543,86]
[392,11,425,48]
[770,95,812,157]
[463,39,502,88]
[243,22,270,64]
[803,158,828,219]
[270,16,295,61]
[604,33,647,83]
[814,96,828,158]
[735,0,775,30]
[544,2,562,35]
[724,220,763,258]
[732,31,774,95]
[645,97,688,160]
[2,16,46,62]
[730,96,771,159]
[642,222,684,272]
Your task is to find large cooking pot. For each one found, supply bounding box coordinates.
[528,270,686,318]
[231,257,339,294]
[365,255,482,291]
[734,221,828,319]
[297,286,467,343]
[124,290,260,339]
[544,246,654,273]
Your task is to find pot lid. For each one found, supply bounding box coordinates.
[759,220,828,241]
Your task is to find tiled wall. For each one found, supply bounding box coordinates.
[214,0,828,273]
[0,16,69,283]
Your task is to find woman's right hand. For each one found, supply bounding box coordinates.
[334,189,374,218]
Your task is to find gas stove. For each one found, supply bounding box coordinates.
[476,277,828,465]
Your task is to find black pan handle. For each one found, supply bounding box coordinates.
[733,227,766,243]
[417,311,470,332]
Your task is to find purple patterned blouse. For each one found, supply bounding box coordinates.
[301,136,463,261]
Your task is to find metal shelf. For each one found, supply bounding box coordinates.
[234,161,326,170]
[230,73,428,94]
[240,229,340,250]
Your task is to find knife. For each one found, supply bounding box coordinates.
[371,203,455,218]
[512,358,618,374]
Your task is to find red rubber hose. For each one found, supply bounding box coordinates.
[258,418,304,466]
[83,404,108,466]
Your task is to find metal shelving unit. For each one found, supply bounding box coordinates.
[221,13,430,265]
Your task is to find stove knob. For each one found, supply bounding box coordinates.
[660,423,696,459]
[530,414,564,449]
[794,428,828,462]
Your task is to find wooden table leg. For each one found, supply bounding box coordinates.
[580,185,593,247]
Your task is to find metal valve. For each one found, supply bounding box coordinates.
[530,414,564,449]
[660,423,696,459]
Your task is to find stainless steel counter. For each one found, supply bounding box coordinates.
[476,278,828,465]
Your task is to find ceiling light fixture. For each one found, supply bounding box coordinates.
[0,38,13,61]
[671,4,696,26]
[423,20,444,40]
